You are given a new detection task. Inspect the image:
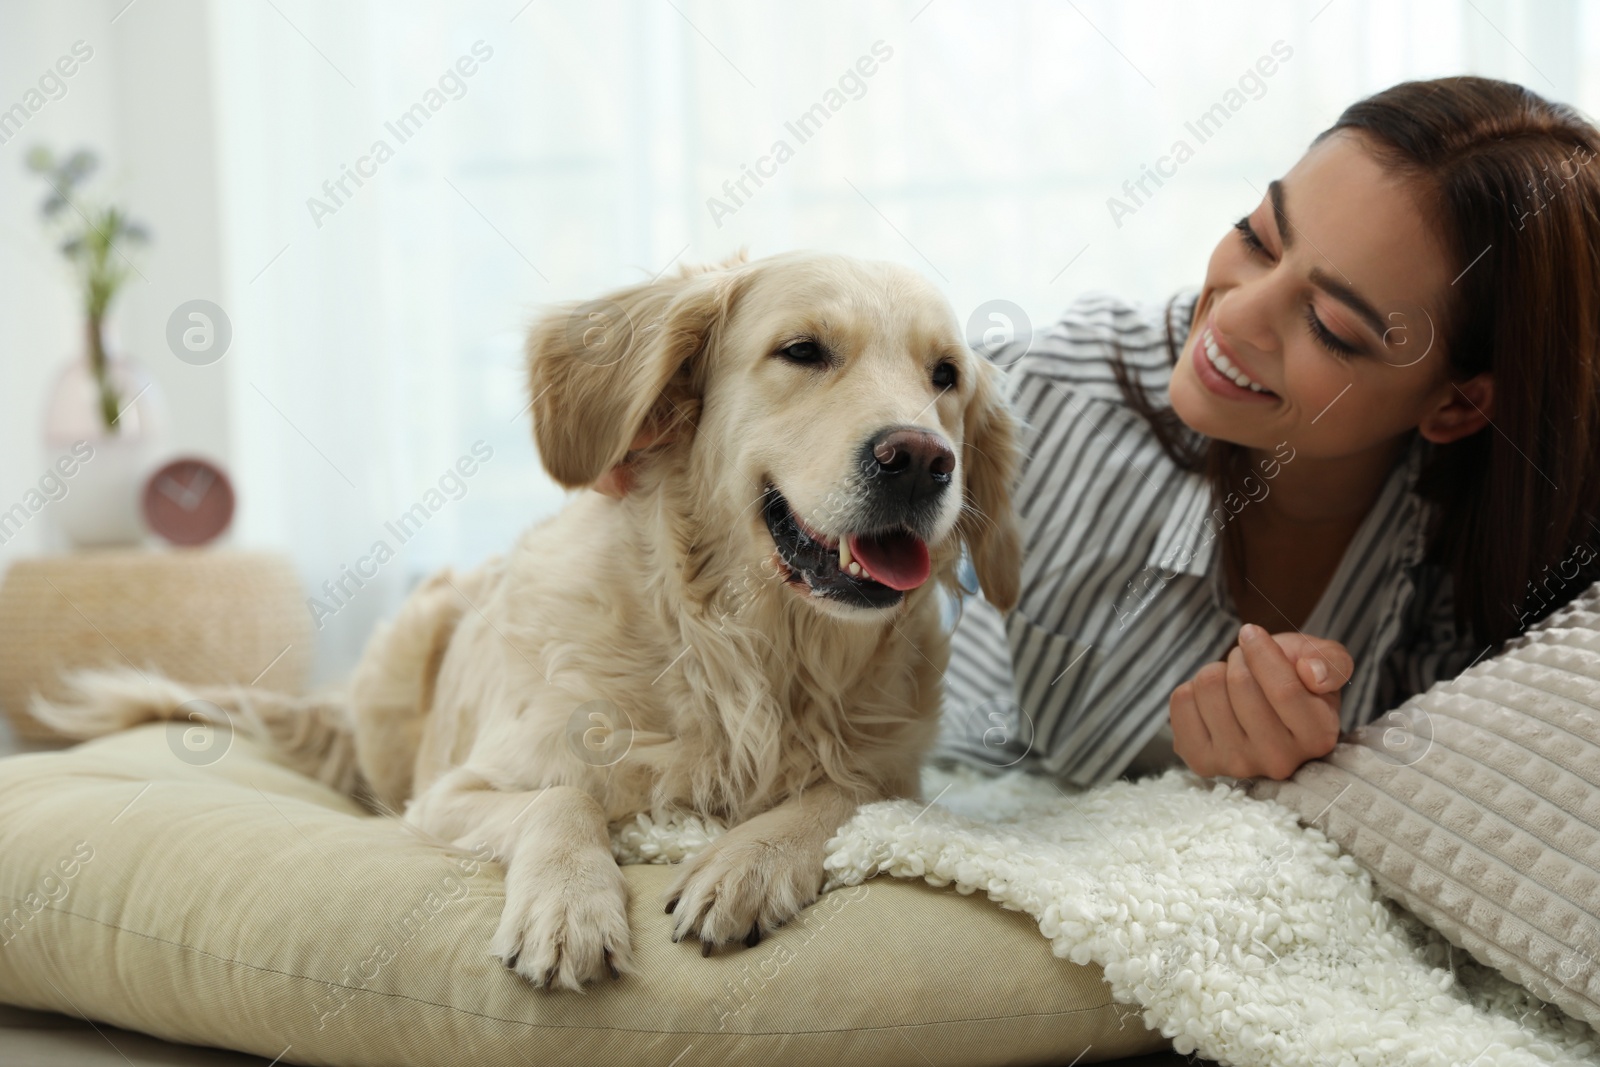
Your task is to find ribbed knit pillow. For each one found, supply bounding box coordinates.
[1251,581,1600,1029]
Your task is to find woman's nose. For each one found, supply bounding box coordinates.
[1213,275,1283,357]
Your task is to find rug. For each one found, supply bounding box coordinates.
[613,763,1600,1066]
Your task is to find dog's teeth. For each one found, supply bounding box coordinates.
[840,538,853,572]
[848,561,862,577]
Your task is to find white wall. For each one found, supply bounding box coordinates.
[0,0,230,557]
[3,0,1596,690]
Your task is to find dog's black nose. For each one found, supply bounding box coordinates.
[863,426,955,497]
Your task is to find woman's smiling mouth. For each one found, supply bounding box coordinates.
[1193,322,1278,401]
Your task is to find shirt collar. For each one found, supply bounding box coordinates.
[1144,432,1432,580]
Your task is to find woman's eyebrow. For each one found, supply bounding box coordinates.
[1270,179,1387,336]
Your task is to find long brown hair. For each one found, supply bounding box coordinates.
[1114,76,1600,648]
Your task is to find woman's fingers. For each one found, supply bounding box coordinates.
[1239,624,1305,704]
[1172,627,1350,780]
[1240,624,1340,755]
[1223,647,1299,778]
[1191,661,1250,775]
[1168,681,1208,771]
[1268,632,1353,694]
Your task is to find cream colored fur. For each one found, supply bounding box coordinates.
[32,250,1022,992]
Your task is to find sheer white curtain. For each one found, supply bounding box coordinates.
[201,0,1595,680]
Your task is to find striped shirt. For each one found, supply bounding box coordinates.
[936,290,1487,788]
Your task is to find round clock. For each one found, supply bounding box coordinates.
[141,456,235,547]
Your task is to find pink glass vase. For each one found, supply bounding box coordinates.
[40,325,165,548]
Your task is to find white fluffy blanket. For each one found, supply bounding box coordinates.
[613,764,1600,1066]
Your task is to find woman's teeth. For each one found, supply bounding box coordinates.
[1203,328,1269,393]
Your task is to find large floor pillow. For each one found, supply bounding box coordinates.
[1252,581,1600,1032]
[0,723,1169,1067]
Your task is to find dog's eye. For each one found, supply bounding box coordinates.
[776,340,828,366]
[932,361,959,389]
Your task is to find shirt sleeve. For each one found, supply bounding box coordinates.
[931,305,1052,766]
[934,289,1200,773]
[935,584,1028,768]
[990,291,1199,406]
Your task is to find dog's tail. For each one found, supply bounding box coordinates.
[28,668,363,797]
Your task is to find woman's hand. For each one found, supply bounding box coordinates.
[1168,623,1353,780]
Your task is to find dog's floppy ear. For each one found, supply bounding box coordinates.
[526,259,745,489]
[955,359,1023,612]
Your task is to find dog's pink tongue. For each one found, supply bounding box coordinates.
[847,531,931,591]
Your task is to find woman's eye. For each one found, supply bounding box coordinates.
[776,340,827,365]
[1234,215,1269,258]
[1233,215,1361,359]
[932,361,959,389]
[1303,305,1360,360]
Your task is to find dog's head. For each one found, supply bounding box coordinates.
[525,251,1021,619]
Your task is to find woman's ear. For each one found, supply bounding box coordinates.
[955,359,1023,612]
[525,259,744,489]
[1419,371,1494,444]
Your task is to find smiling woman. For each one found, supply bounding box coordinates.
[938,76,1600,788]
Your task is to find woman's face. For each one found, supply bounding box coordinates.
[1170,131,1468,459]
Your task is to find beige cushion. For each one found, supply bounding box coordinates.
[1252,581,1600,1031]
[0,723,1168,1066]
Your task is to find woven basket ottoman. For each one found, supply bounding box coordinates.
[0,549,311,741]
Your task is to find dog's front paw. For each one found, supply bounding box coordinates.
[492,843,632,990]
[664,836,825,955]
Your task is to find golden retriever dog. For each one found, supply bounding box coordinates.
[32,250,1022,991]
